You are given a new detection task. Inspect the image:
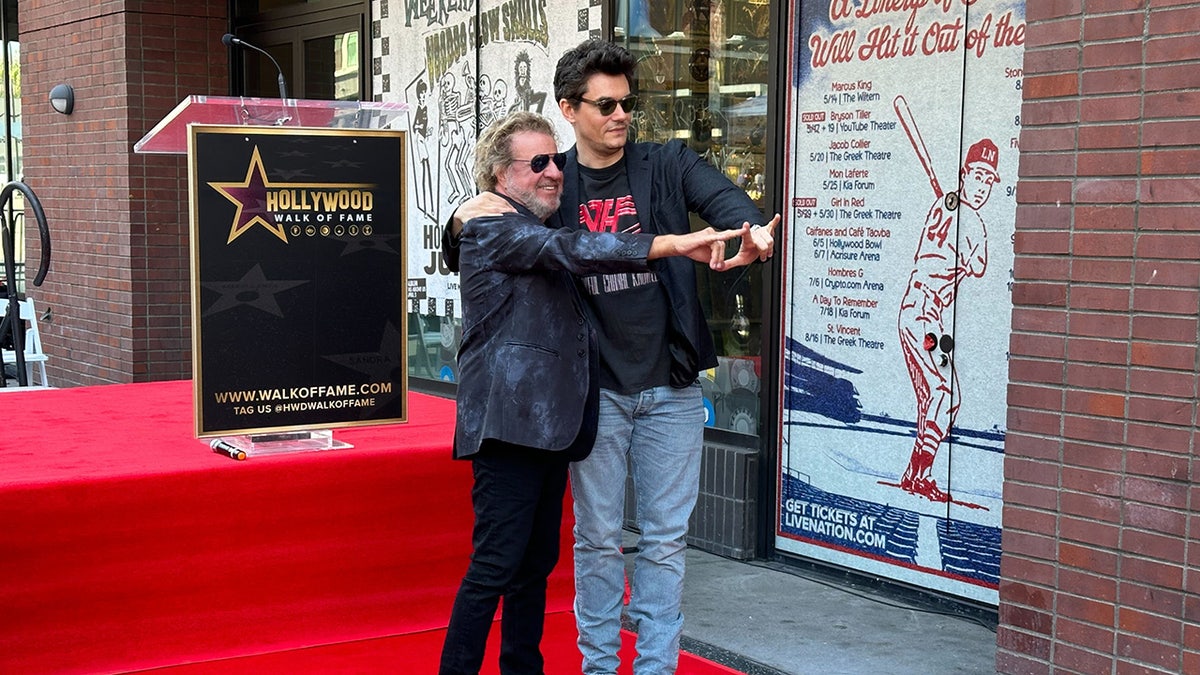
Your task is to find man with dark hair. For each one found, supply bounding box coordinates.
[452,40,779,674]
[438,110,758,675]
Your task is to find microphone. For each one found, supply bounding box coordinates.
[210,438,247,461]
[222,33,289,101]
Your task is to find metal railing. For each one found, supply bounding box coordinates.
[0,181,49,387]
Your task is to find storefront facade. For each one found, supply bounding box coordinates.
[377,0,780,563]
[368,0,1026,606]
[12,1,1200,672]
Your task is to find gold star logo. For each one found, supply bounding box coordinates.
[208,145,379,246]
[208,147,289,244]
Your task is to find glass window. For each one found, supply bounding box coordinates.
[303,30,359,101]
[0,0,21,296]
[618,0,772,436]
[407,311,459,384]
[235,0,316,18]
[230,1,367,101]
[244,41,295,99]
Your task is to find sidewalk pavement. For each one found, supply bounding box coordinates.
[626,543,1000,675]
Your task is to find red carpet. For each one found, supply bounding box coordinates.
[0,381,740,674]
[139,613,743,674]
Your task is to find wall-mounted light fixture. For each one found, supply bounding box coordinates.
[49,84,74,115]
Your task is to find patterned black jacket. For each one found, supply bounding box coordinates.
[442,195,653,459]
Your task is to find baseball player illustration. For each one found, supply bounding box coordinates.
[891,95,999,504]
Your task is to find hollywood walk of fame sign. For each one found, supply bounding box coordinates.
[189,125,407,436]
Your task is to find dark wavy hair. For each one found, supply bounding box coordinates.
[553,39,636,105]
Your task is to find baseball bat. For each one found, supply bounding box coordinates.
[893,95,943,199]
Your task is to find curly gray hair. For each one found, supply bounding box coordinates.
[472,111,557,192]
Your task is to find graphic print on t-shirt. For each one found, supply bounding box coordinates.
[575,160,672,393]
[578,195,659,296]
[579,195,637,234]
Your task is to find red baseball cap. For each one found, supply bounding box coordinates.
[964,139,1000,179]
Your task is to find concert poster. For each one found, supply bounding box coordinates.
[776,0,1026,604]
[189,126,408,437]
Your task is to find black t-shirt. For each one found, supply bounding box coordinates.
[575,157,672,394]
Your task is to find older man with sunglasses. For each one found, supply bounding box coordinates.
[451,41,780,675]
[438,110,759,675]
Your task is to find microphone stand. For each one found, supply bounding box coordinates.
[222,33,292,124]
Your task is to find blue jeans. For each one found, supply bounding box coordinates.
[570,384,704,675]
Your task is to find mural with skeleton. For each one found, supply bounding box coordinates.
[376,0,596,326]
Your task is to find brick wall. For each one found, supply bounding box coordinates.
[21,1,227,385]
[999,3,1200,674]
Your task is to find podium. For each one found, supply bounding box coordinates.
[137,97,412,449]
[135,95,409,154]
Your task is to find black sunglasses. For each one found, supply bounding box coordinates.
[576,95,639,116]
[512,152,567,173]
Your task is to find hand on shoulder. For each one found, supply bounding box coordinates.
[451,192,516,235]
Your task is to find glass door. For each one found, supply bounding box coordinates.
[231,0,367,101]
[617,0,775,437]
[0,0,21,296]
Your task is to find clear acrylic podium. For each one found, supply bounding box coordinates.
[138,96,410,457]
[134,95,409,155]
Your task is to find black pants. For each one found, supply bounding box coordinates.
[438,444,570,675]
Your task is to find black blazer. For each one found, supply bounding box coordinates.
[552,140,766,375]
[443,197,654,459]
